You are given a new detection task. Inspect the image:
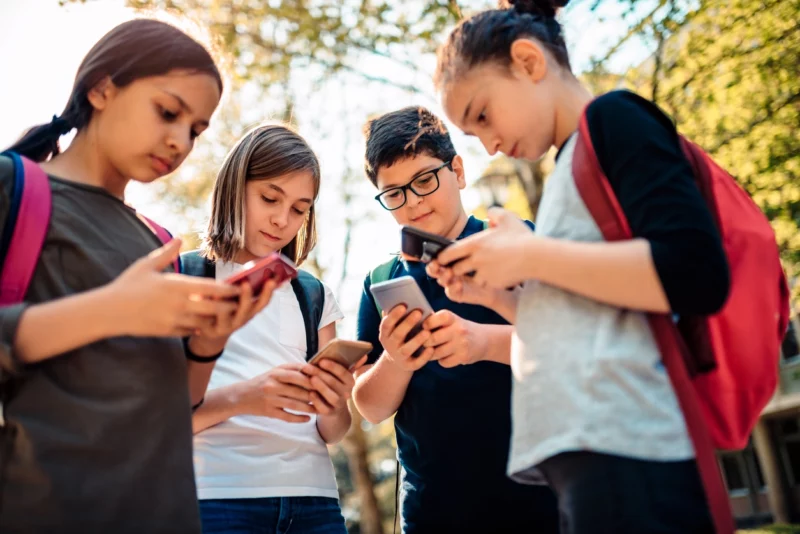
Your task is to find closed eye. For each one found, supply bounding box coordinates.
[158,104,179,122]
[261,195,277,204]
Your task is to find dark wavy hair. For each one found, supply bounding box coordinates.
[7,18,223,162]
[435,0,571,89]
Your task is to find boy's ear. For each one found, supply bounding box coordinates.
[451,155,467,190]
[509,38,548,83]
[87,76,118,112]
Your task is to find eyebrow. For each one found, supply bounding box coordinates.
[164,91,209,128]
[267,183,313,204]
[380,164,443,191]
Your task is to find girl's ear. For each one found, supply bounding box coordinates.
[509,38,549,83]
[87,76,118,111]
[451,155,467,190]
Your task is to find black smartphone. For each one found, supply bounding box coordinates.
[401,226,454,263]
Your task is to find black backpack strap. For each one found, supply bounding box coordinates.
[180,249,215,278]
[291,270,326,360]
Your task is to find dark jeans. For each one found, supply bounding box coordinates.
[199,497,347,534]
[538,451,715,534]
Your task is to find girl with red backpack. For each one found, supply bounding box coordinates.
[426,0,784,532]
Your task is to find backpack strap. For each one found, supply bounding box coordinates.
[180,249,216,279]
[291,271,325,360]
[571,108,735,534]
[138,214,181,274]
[0,152,51,305]
[369,256,400,315]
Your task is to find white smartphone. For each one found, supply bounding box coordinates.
[307,339,373,370]
[369,276,434,348]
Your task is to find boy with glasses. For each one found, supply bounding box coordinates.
[352,107,558,534]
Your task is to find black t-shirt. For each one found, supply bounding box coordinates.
[357,216,558,533]
[578,90,730,314]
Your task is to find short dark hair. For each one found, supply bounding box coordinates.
[434,0,571,90]
[363,106,457,186]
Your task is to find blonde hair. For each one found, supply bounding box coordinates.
[203,123,320,265]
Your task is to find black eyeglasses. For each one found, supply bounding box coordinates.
[375,161,453,211]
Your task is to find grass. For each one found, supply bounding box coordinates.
[738,525,800,533]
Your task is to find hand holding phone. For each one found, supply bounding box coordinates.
[370,276,436,369]
[307,339,373,370]
[304,342,370,416]
[224,253,298,296]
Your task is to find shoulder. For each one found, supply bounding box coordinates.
[585,90,677,139]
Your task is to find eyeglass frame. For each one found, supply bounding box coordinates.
[374,160,453,211]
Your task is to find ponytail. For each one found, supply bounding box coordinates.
[5,18,222,163]
[8,115,74,163]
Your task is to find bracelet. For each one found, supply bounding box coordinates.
[183,337,224,363]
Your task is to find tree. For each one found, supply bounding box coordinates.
[585,0,800,303]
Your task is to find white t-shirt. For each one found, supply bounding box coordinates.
[194,261,345,500]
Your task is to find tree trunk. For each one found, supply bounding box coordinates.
[341,405,384,534]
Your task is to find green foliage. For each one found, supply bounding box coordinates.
[591,0,800,304]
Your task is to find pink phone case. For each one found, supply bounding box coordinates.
[225,253,298,295]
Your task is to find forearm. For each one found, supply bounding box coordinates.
[186,337,226,408]
[317,404,352,444]
[475,324,514,365]
[486,288,522,324]
[13,287,121,364]
[352,354,412,424]
[523,236,670,313]
[192,383,246,434]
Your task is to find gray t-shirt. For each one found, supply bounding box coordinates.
[0,156,200,533]
[508,135,693,484]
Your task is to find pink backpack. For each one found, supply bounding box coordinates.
[0,152,179,305]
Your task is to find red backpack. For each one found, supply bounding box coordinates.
[0,151,179,305]
[572,97,790,534]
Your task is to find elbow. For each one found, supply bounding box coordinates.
[353,388,388,425]
[670,255,731,316]
[700,268,730,315]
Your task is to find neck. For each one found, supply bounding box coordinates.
[40,128,130,200]
[443,209,470,240]
[552,76,594,151]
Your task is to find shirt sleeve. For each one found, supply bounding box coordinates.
[356,274,384,364]
[318,280,344,331]
[584,91,730,315]
[0,156,30,378]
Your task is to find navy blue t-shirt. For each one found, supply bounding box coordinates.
[357,216,558,533]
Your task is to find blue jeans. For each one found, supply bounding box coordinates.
[199,497,347,534]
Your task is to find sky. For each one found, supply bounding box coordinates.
[0,0,653,336]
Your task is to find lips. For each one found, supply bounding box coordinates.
[508,143,520,159]
[150,156,172,174]
[411,212,433,223]
[260,231,281,242]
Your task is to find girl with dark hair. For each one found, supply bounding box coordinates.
[0,18,273,533]
[428,1,727,532]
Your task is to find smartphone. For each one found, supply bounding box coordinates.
[401,225,453,263]
[369,276,434,354]
[224,253,298,296]
[307,339,373,370]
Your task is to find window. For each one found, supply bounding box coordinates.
[719,439,765,495]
